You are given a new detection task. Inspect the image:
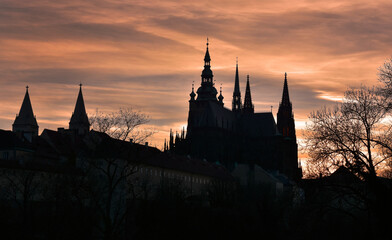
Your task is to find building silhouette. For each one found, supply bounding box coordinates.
[168,41,301,181]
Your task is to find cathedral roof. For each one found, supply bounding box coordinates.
[13,87,38,127]
[198,101,236,128]
[240,112,277,137]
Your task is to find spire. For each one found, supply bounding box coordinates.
[13,86,39,140]
[277,73,295,138]
[243,75,254,114]
[196,40,218,101]
[232,59,242,112]
[69,83,90,135]
[204,38,211,63]
[281,72,291,107]
[201,39,213,83]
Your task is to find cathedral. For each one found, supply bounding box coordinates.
[168,41,302,181]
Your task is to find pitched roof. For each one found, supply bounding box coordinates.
[198,101,237,128]
[240,112,278,137]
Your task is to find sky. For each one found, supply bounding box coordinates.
[1,0,392,152]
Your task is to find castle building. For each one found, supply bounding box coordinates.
[170,41,301,181]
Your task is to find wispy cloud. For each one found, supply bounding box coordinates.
[1,0,391,146]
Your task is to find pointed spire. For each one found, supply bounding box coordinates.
[277,72,295,138]
[69,83,90,135]
[13,86,39,140]
[243,75,254,114]
[196,39,218,101]
[232,59,242,112]
[281,72,291,108]
[204,38,211,63]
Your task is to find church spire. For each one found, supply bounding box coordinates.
[196,39,218,101]
[69,83,90,135]
[13,86,39,141]
[232,58,242,112]
[281,72,291,108]
[277,73,295,138]
[204,38,211,63]
[243,75,254,114]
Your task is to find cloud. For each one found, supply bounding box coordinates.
[1,0,392,147]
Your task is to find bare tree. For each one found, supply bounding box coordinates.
[305,86,392,181]
[0,169,42,238]
[80,130,149,240]
[378,57,392,94]
[89,108,157,143]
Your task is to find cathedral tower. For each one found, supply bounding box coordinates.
[232,60,242,112]
[277,73,296,139]
[13,86,39,142]
[69,84,90,135]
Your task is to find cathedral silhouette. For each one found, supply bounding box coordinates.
[167,41,301,181]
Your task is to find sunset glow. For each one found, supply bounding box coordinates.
[1,0,392,148]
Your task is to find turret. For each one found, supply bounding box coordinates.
[69,84,90,135]
[218,86,224,106]
[13,86,39,142]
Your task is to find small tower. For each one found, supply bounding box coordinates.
[277,73,296,139]
[232,59,242,112]
[189,82,196,102]
[69,84,90,135]
[13,86,39,142]
[218,86,224,106]
[243,75,254,114]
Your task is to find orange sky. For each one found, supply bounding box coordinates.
[1,0,392,152]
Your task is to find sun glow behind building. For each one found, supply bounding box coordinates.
[0,0,392,148]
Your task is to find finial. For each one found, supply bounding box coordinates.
[206,37,209,47]
[236,57,238,65]
[271,105,273,112]
[26,85,29,90]
[285,72,287,80]
[247,74,249,81]
[220,84,222,93]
